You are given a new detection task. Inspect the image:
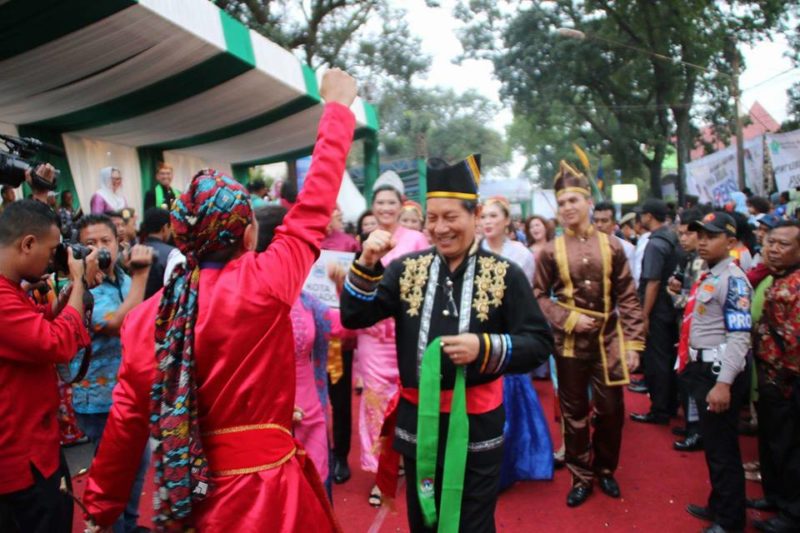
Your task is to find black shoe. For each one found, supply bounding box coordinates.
[630,412,669,425]
[553,451,566,469]
[332,457,351,484]
[672,426,688,437]
[702,524,741,533]
[627,383,649,394]
[686,504,715,522]
[673,433,704,452]
[746,498,778,511]
[630,377,645,386]
[753,515,800,533]
[566,485,592,507]
[598,476,620,498]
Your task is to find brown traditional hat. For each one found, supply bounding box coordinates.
[553,160,590,198]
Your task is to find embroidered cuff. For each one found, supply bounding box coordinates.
[481,333,513,375]
[564,311,580,334]
[625,340,645,352]
[344,262,383,301]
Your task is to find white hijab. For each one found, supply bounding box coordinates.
[97,166,127,211]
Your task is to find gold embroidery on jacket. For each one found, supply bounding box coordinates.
[399,254,434,316]
[473,256,508,321]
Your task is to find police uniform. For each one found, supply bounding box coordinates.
[684,213,752,532]
[673,251,707,441]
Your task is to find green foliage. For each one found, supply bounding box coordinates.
[378,85,510,170]
[214,0,511,171]
[785,12,800,130]
[454,0,791,198]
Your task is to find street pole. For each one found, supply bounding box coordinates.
[730,39,746,192]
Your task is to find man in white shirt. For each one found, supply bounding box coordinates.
[593,202,636,273]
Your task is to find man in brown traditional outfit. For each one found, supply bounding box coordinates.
[533,161,645,508]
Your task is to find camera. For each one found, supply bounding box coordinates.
[53,243,112,274]
[671,265,685,284]
[0,134,61,189]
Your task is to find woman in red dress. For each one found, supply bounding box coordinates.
[83,69,357,532]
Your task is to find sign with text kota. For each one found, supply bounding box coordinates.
[303,250,356,308]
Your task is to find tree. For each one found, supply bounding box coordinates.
[785,14,800,130]
[455,0,790,200]
[378,86,510,170]
[215,1,510,172]
[214,0,433,96]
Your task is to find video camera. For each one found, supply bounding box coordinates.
[52,243,112,274]
[0,134,62,190]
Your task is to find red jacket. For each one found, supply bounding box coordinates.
[0,276,90,494]
[83,102,354,530]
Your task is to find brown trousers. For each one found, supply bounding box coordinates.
[556,355,624,488]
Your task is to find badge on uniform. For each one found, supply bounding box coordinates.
[724,277,751,332]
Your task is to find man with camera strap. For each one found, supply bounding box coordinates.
[0,199,96,532]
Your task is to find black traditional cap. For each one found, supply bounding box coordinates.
[688,211,737,237]
[553,160,590,198]
[426,154,481,201]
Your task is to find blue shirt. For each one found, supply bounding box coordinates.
[70,269,131,414]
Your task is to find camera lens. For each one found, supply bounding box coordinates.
[97,249,112,271]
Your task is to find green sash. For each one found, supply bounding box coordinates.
[154,184,178,209]
[416,338,469,532]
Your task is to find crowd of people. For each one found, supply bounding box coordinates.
[0,67,798,533]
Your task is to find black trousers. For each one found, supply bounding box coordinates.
[643,315,679,418]
[328,349,353,460]
[685,361,747,530]
[756,370,800,521]
[404,455,500,533]
[0,451,73,533]
[677,370,700,434]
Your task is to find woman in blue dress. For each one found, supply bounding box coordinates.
[480,196,554,490]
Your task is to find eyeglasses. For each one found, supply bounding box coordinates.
[440,277,458,318]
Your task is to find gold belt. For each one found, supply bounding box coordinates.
[556,301,612,320]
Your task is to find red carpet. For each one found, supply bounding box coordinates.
[72,379,770,532]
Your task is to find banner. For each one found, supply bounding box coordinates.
[686,145,739,205]
[767,130,800,192]
[743,136,765,197]
[303,250,356,309]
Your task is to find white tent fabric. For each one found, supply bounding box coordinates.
[338,170,367,224]
[0,0,378,214]
[62,134,142,215]
[163,151,233,193]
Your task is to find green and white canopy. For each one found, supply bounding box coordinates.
[0,0,379,212]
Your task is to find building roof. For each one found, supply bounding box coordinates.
[689,101,780,161]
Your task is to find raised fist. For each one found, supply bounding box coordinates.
[320,68,357,108]
[128,244,154,272]
[358,229,395,269]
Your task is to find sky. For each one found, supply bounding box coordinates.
[401,0,799,131]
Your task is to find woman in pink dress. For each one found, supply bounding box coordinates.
[255,205,333,491]
[357,182,428,506]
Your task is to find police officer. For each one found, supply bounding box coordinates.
[668,208,707,451]
[682,212,752,533]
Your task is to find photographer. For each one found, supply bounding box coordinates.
[70,214,153,533]
[0,200,97,532]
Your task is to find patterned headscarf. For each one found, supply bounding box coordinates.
[150,170,252,530]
